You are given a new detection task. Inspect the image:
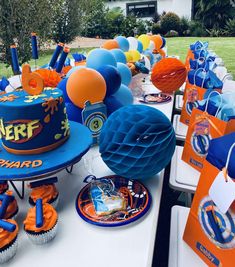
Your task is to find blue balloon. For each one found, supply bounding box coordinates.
[113,84,133,106]
[137,41,143,53]
[99,105,176,179]
[110,49,127,64]
[87,49,117,70]
[161,37,166,49]
[66,66,86,77]
[116,63,132,86]
[115,36,129,52]
[144,50,154,65]
[65,102,83,123]
[57,78,71,103]
[104,95,124,116]
[97,65,121,97]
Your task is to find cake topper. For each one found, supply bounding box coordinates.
[22,64,44,95]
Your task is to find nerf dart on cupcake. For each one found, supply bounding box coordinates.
[0,181,9,194]
[24,198,58,245]
[0,191,18,220]
[0,219,19,264]
[28,177,59,208]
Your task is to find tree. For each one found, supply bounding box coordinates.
[51,0,81,43]
[195,0,235,29]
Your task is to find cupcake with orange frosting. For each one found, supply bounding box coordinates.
[0,181,9,194]
[0,219,19,263]
[24,199,58,245]
[0,191,19,220]
[28,177,59,208]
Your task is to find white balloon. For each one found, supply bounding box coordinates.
[127,37,138,50]
[148,40,155,52]
[142,55,151,71]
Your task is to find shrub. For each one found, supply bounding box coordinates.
[152,23,163,35]
[178,17,190,36]
[160,12,181,34]
[165,30,179,37]
[189,20,208,37]
[206,27,226,37]
[225,18,235,36]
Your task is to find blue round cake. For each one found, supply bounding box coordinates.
[0,88,70,155]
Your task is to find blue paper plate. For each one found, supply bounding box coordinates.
[76,175,152,227]
[0,121,92,180]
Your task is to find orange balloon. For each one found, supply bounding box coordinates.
[151,58,187,93]
[67,68,106,108]
[34,69,61,87]
[75,60,86,66]
[149,35,163,51]
[102,40,119,50]
[158,49,166,58]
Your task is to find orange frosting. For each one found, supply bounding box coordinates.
[0,219,18,249]
[24,203,57,232]
[0,191,18,219]
[30,184,58,204]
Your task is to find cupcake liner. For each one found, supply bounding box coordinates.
[0,237,18,264]
[29,195,59,209]
[25,221,58,245]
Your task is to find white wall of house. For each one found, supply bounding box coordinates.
[106,0,192,19]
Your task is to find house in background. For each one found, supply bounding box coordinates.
[106,0,193,20]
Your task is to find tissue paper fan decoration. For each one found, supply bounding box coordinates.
[151,58,187,93]
[99,105,176,180]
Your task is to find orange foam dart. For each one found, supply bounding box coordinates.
[22,64,44,95]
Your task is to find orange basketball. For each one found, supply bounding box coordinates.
[151,58,187,93]
[102,40,119,50]
[67,68,106,108]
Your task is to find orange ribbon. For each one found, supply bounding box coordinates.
[191,111,223,136]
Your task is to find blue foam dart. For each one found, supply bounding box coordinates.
[206,208,224,244]
[29,177,58,188]
[49,43,64,69]
[10,45,21,74]
[0,121,92,180]
[56,47,70,73]
[0,220,16,232]
[31,33,38,60]
[36,199,43,228]
[0,194,15,219]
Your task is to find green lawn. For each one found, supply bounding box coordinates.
[166,37,235,77]
[1,37,235,78]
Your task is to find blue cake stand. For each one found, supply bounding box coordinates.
[0,121,92,197]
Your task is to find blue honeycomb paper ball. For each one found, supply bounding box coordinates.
[99,105,176,180]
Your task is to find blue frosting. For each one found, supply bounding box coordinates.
[0,88,69,154]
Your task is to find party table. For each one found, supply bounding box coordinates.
[168,206,206,267]
[3,90,174,267]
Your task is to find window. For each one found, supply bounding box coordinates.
[126,1,157,18]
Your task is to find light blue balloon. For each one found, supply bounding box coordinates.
[113,84,133,106]
[116,62,132,86]
[66,66,86,77]
[137,41,143,53]
[144,50,154,65]
[115,36,129,52]
[110,49,127,64]
[87,48,117,70]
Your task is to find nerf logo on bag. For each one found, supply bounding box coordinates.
[190,158,203,168]
[0,118,42,143]
[196,242,220,266]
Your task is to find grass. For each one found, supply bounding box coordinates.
[166,37,235,77]
[1,37,235,78]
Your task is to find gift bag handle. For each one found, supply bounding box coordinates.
[223,142,235,181]
[193,67,207,88]
[204,91,222,117]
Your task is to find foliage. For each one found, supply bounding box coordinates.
[189,21,208,37]
[160,12,181,34]
[152,23,163,35]
[225,18,235,36]
[195,0,235,30]
[51,0,81,43]
[178,17,190,36]
[165,30,179,38]
[206,27,226,37]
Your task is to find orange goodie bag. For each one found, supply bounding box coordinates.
[183,138,235,267]
[180,68,211,126]
[182,92,235,172]
[185,48,195,72]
